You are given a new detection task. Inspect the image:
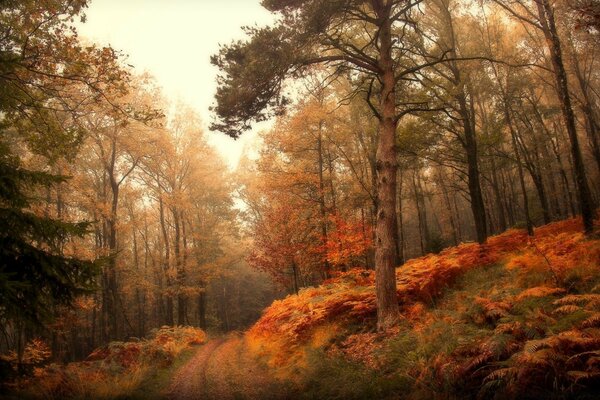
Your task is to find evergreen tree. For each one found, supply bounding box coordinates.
[0,140,98,325]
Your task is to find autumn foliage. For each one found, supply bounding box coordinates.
[4,326,206,399]
[246,218,600,397]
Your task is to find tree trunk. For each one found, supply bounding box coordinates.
[571,43,600,176]
[107,167,120,340]
[158,196,174,326]
[537,0,595,234]
[198,289,207,330]
[374,6,399,329]
[172,208,186,326]
[396,169,405,264]
[503,93,533,233]
[317,123,331,278]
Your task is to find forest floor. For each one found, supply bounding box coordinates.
[3,219,598,400]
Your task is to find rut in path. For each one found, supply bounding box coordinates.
[167,339,226,400]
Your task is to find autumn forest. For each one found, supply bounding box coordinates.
[1,0,600,399]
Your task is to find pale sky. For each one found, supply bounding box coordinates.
[77,0,274,168]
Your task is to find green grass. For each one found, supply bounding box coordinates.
[123,346,199,400]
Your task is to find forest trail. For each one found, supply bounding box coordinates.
[167,338,226,400]
[167,335,287,400]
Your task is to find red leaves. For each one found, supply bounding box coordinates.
[320,214,373,269]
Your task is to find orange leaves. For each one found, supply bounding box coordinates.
[17,326,208,399]
[485,329,600,395]
[322,214,373,269]
[84,326,207,369]
[472,297,512,324]
[515,286,566,301]
[507,252,547,272]
[501,218,600,288]
[247,217,600,387]
[0,339,52,369]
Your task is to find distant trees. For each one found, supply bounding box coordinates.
[0,0,278,371]
[491,0,596,233]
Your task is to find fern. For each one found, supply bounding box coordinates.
[580,313,600,329]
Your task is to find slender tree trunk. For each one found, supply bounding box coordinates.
[504,102,534,236]
[158,197,174,326]
[490,156,507,232]
[107,170,120,340]
[172,208,186,326]
[396,169,405,264]
[317,123,331,278]
[180,213,189,325]
[197,288,207,330]
[291,260,300,295]
[571,44,600,176]
[441,0,487,243]
[413,170,425,255]
[131,219,144,337]
[439,170,458,246]
[537,0,595,234]
[460,97,488,244]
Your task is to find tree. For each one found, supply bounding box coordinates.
[492,0,596,234]
[211,0,452,329]
[0,145,97,326]
[0,0,116,364]
[571,0,600,33]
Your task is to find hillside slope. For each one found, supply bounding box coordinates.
[245,218,600,399]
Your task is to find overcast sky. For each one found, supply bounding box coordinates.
[77,0,274,168]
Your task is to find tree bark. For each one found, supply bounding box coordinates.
[374,4,400,329]
[158,196,174,326]
[316,122,331,279]
[537,0,595,234]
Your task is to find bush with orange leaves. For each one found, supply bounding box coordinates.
[5,326,206,399]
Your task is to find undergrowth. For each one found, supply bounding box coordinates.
[247,218,600,399]
[1,326,206,400]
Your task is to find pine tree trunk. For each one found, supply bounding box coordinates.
[374,7,399,329]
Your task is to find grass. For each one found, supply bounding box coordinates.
[124,346,199,400]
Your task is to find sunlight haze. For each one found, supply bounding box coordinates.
[77,0,273,168]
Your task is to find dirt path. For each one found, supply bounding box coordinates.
[167,339,226,400]
[167,336,290,400]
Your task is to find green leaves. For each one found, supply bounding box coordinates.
[210,26,296,138]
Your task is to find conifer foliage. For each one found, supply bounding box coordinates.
[0,145,97,324]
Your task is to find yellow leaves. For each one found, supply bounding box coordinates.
[0,339,52,372]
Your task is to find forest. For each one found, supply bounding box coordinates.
[0,0,599,399]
